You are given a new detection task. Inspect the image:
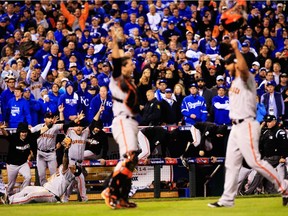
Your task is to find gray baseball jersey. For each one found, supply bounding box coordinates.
[44,165,75,197]
[66,127,89,161]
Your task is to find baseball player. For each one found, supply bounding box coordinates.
[30,105,65,186]
[1,122,50,197]
[137,126,169,161]
[84,106,108,160]
[61,111,89,203]
[2,137,82,204]
[101,26,139,209]
[208,39,288,208]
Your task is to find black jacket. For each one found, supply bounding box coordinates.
[140,98,162,126]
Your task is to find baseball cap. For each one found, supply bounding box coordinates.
[192,39,198,44]
[159,79,167,84]
[163,18,168,22]
[222,35,230,40]
[152,26,159,32]
[44,112,54,119]
[205,27,211,31]
[252,61,260,67]
[186,31,193,35]
[114,18,120,23]
[7,75,16,81]
[23,88,31,93]
[34,64,41,69]
[102,61,109,67]
[242,42,249,47]
[209,65,216,70]
[165,88,173,93]
[61,77,69,82]
[66,81,74,88]
[69,62,77,68]
[168,20,175,25]
[280,73,287,78]
[222,6,228,10]
[40,87,47,93]
[216,75,224,81]
[44,39,52,44]
[277,3,283,7]
[266,80,276,87]
[265,115,277,122]
[16,122,29,133]
[189,82,198,88]
[259,67,267,72]
[217,85,226,90]
[80,78,88,84]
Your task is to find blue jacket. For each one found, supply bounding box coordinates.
[1,89,14,122]
[77,88,93,123]
[256,102,267,123]
[88,94,113,126]
[97,73,110,88]
[6,97,32,128]
[212,95,231,125]
[181,94,207,125]
[58,92,81,121]
[38,98,57,123]
[25,98,41,126]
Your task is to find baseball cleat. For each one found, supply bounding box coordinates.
[0,193,8,205]
[282,197,288,206]
[119,199,137,208]
[208,202,225,208]
[101,188,120,209]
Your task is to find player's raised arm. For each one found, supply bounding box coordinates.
[231,39,249,82]
[110,27,125,78]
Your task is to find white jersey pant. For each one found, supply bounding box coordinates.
[219,120,288,206]
[9,186,57,204]
[37,151,57,186]
[111,116,138,159]
[63,173,87,202]
[137,131,150,160]
[6,162,31,196]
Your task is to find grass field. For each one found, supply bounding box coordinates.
[0,196,287,216]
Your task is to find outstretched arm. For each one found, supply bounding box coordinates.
[62,136,72,172]
[231,39,249,82]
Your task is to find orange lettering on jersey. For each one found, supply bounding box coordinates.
[71,140,86,145]
[40,134,55,139]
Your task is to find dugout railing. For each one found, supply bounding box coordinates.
[0,157,225,198]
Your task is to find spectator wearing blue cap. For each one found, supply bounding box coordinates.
[154,79,168,101]
[97,61,111,88]
[198,27,213,54]
[185,39,203,68]
[160,88,181,125]
[89,16,108,38]
[181,82,207,125]
[23,86,40,126]
[206,38,220,61]
[81,56,96,79]
[241,41,256,68]
[257,71,274,97]
[32,39,52,65]
[38,87,57,123]
[239,25,260,51]
[162,19,181,44]
[260,80,284,120]
[48,83,62,113]
[181,31,193,51]
[212,85,231,125]
[58,81,81,123]
[77,79,93,125]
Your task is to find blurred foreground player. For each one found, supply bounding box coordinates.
[101,26,139,209]
[208,39,288,208]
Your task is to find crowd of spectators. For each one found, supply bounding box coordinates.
[0,0,288,129]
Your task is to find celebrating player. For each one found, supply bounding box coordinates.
[208,39,288,208]
[1,136,82,204]
[101,26,139,209]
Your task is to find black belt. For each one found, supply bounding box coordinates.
[115,111,136,120]
[47,189,61,202]
[232,118,255,125]
[38,148,55,153]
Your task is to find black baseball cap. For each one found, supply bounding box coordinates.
[265,115,277,122]
[44,112,54,119]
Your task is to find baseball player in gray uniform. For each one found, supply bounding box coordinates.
[101,27,139,209]
[30,105,65,186]
[208,39,288,207]
[2,137,82,204]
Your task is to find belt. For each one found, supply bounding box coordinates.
[232,118,255,125]
[38,148,55,153]
[115,113,136,120]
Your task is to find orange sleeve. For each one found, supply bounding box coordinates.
[60,2,75,27]
[79,2,90,31]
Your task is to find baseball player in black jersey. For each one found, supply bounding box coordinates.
[1,122,51,197]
